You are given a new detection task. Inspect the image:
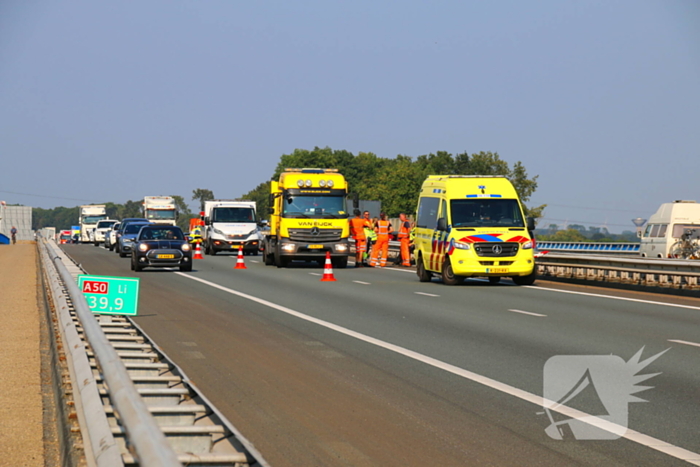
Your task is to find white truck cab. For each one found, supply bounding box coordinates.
[203,200,261,255]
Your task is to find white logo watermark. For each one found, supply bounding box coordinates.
[541,347,668,440]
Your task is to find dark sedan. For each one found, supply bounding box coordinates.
[131,225,193,272]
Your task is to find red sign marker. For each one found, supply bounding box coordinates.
[83,281,109,294]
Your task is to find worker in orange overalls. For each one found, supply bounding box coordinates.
[349,209,367,267]
[370,212,393,267]
[397,213,412,267]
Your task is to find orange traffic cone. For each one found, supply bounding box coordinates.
[234,245,247,269]
[320,251,336,282]
[193,242,203,259]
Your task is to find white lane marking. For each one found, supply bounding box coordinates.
[250,260,260,263]
[353,281,371,285]
[174,271,699,464]
[309,273,321,276]
[668,339,700,348]
[415,292,439,297]
[508,309,547,317]
[527,285,700,311]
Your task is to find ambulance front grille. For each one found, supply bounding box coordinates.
[474,242,520,257]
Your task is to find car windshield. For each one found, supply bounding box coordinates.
[450,199,525,228]
[97,220,116,229]
[212,207,256,223]
[140,228,184,240]
[124,223,148,234]
[282,195,348,218]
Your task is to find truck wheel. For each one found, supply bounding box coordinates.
[332,257,348,269]
[512,270,536,286]
[488,276,501,284]
[441,257,464,285]
[416,255,431,282]
[275,249,287,268]
[264,251,274,266]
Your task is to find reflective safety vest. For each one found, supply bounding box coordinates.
[398,221,410,239]
[376,220,391,238]
[349,218,366,239]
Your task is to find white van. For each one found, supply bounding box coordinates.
[640,200,700,258]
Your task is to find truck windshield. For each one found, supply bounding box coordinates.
[450,199,524,228]
[283,195,348,218]
[146,210,176,220]
[83,215,107,224]
[212,207,256,223]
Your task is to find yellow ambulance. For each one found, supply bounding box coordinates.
[414,175,537,285]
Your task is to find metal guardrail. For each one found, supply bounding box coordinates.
[39,237,268,466]
[535,253,700,290]
[535,241,640,254]
[41,238,181,466]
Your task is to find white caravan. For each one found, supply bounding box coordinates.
[640,200,700,258]
[79,205,107,243]
[143,196,178,225]
[203,200,260,255]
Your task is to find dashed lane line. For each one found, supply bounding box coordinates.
[508,309,547,317]
[414,292,439,297]
[668,339,700,348]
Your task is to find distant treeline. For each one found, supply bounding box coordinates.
[31,147,544,230]
[240,147,544,219]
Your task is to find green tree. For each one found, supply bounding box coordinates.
[172,195,194,231]
[192,188,214,212]
[239,181,271,220]
[550,229,588,242]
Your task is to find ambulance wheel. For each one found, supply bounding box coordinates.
[512,270,536,286]
[441,258,464,285]
[488,276,501,284]
[417,256,431,282]
[264,251,274,266]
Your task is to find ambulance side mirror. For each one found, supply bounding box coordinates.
[436,218,447,231]
[526,217,536,232]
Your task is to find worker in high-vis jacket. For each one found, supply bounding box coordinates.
[349,209,367,267]
[397,213,412,267]
[370,212,393,267]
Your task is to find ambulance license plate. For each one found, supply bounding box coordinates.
[490,267,509,273]
[307,244,323,249]
[157,254,175,259]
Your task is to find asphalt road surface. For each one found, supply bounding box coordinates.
[63,244,700,467]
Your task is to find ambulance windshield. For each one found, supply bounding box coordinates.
[450,199,524,228]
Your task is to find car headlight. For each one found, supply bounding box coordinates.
[334,244,348,252]
[454,241,471,250]
[123,238,134,243]
[181,243,191,251]
[522,241,533,249]
[281,243,296,252]
[138,243,149,252]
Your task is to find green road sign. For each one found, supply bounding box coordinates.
[77,275,140,316]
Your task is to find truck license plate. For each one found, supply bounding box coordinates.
[489,267,509,273]
[307,244,323,249]
[157,254,175,259]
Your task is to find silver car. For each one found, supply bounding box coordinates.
[104,222,121,251]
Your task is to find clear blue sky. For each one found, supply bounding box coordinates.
[1,1,698,232]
